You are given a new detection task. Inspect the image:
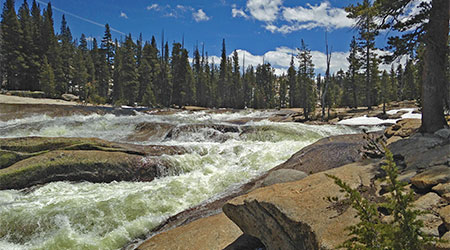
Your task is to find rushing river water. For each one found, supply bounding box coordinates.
[0,109,360,250]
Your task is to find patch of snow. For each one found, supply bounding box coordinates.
[338,108,421,126]
[338,115,398,126]
[401,112,421,119]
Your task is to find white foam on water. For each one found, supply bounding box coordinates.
[0,110,360,249]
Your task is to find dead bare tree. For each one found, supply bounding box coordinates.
[321,32,332,121]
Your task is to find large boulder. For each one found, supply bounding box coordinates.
[441,205,450,231]
[0,137,184,190]
[385,118,421,138]
[411,165,450,190]
[223,161,378,250]
[137,213,246,250]
[388,132,449,172]
[272,133,381,174]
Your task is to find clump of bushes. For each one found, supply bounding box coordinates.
[327,148,437,250]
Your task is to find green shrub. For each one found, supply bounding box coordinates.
[327,148,436,250]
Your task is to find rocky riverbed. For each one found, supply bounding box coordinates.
[0,100,359,249]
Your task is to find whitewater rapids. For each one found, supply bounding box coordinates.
[0,109,360,249]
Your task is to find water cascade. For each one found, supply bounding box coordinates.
[0,109,359,249]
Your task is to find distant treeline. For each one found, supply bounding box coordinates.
[1,0,427,118]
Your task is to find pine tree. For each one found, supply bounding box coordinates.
[346,0,379,109]
[30,0,42,58]
[389,65,398,102]
[403,60,418,100]
[1,0,24,90]
[231,50,242,108]
[244,65,256,108]
[380,70,391,114]
[209,59,219,107]
[59,15,75,93]
[139,58,156,107]
[157,41,171,107]
[255,63,275,109]
[171,42,185,107]
[138,39,160,105]
[181,48,195,105]
[41,3,64,95]
[287,55,297,108]
[346,37,361,108]
[279,75,288,108]
[375,0,449,133]
[18,0,40,90]
[396,64,404,100]
[218,39,227,107]
[72,48,88,100]
[193,45,203,106]
[297,40,316,120]
[101,24,114,66]
[120,34,139,106]
[203,53,212,107]
[39,56,55,96]
[92,38,110,100]
[112,39,123,104]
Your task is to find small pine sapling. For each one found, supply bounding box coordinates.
[326,148,436,250]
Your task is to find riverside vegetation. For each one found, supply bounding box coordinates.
[327,148,437,249]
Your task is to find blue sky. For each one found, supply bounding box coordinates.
[5,0,403,74]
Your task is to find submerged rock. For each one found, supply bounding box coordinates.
[0,137,184,190]
[164,124,240,142]
[126,122,175,142]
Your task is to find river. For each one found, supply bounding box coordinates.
[0,108,361,249]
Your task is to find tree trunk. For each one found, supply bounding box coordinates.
[421,0,449,133]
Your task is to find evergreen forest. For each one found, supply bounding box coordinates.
[0,0,447,121]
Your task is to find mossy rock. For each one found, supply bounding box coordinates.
[0,137,184,189]
[0,150,22,169]
[0,150,168,190]
[0,137,184,156]
[0,137,120,153]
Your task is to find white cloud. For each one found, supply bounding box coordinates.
[177,5,194,12]
[204,46,405,76]
[232,4,249,19]
[265,2,354,33]
[230,47,350,75]
[120,11,128,19]
[193,9,210,22]
[246,0,283,22]
[147,4,159,10]
[233,1,353,33]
